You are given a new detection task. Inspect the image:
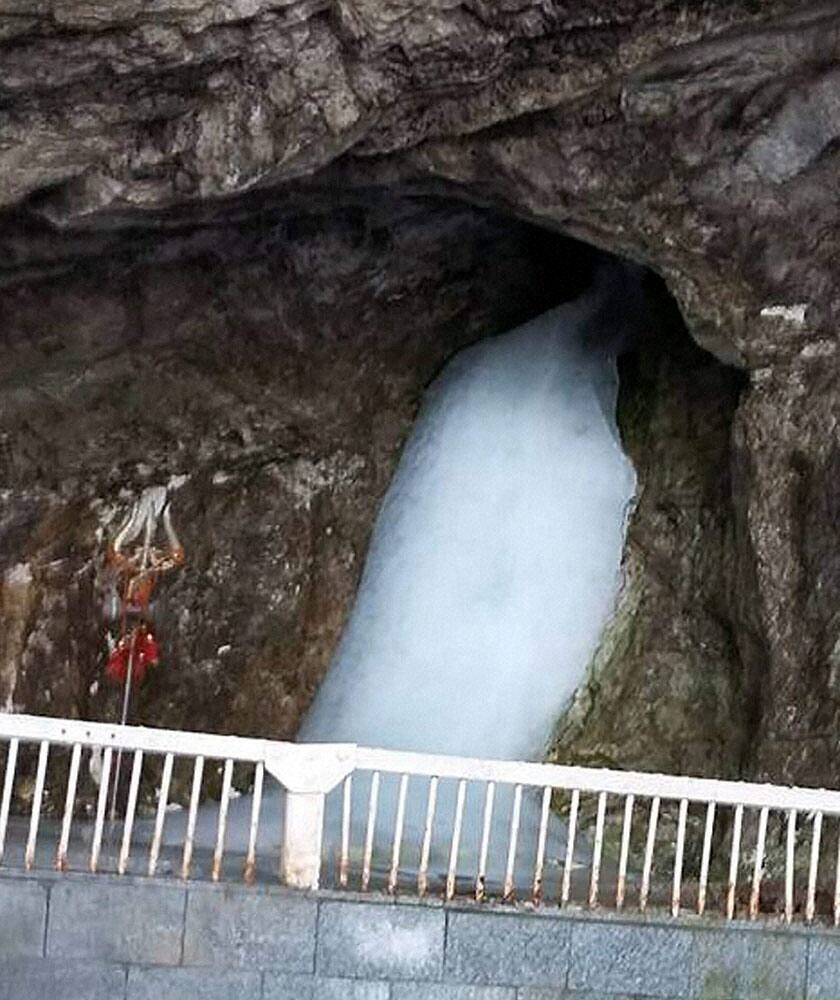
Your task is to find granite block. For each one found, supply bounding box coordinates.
[445,910,569,987]
[47,880,184,965]
[0,959,125,1000]
[516,992,639,1000]
[183,886,317,970]
[692,927,807,1000]
[393,985,515,1000]
[567,921,693,998]
[316,900,444,981]
[127,966,262,1000]
[263,972,390,999]
[806,934,840,1000]
[0,880,47,959]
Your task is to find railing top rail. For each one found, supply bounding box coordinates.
[3,713,840,816]
[0,713,270,763]
[354,746,840,814]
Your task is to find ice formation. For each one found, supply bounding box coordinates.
[158,261,646,888]
[300,261,639,761]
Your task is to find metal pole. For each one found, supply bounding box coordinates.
[109,629,138,823]
[109,514,153,823]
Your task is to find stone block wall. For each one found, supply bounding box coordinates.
[1,870,840,999]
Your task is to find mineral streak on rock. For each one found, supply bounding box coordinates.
[1,0,840,787]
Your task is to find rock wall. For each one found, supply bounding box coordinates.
[0,196,592,743]
[2,0,840,786]
[550,305,750,779]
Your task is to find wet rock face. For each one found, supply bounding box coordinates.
[550,311,750,779]
[733,363,840,784]
[2,0,840,784]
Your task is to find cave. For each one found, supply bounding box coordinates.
[1,182,750,800]
[3,0,840,794]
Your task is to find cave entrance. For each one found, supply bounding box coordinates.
[0,190,745,791]
[0,189,751,894]
[285,210,746,896]
[289,198,747,785]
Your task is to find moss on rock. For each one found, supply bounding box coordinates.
[547,296,749,780]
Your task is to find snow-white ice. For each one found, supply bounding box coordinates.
[301,261,638,761]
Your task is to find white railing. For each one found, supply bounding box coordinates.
[1,713,840,926]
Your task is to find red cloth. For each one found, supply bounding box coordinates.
[105,630,159,686]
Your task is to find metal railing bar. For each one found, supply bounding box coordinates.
[388,773,409,895]
[616,793,634,911]
[749,805,769,920]
[503,783,523,902]
[339,774,352,889]
[589,791,607,909]
[117,749,143,875]
[148,752,174,877]
[726,803,744,919]
[698,801,716,916]
[56,742,82,871]
[418,776,438,897]
[785,808,797,925]
[561,788,579,907]
[639,795,660,913]
[672,797,688,918]
[806,811,823,924]
[244,761,264,884]
[90,746,113,874]
[181,754,204,880]
[476,780,495,902]
[0,738,19,864]
[361,770,380,893]
[835,820,840,927]
[447,778,468,901]
[25,740,49,871]
[212,758,234,882]
[532,785,552,904]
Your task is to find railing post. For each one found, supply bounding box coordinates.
[265,742,356,891]
[283,791,328,890]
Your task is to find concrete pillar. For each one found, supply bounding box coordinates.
[282,791,326,890]
[265,742,356,892]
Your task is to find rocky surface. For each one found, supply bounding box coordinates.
[550,312,749,780]
[0,195,591,749]
[2,0,840,787]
